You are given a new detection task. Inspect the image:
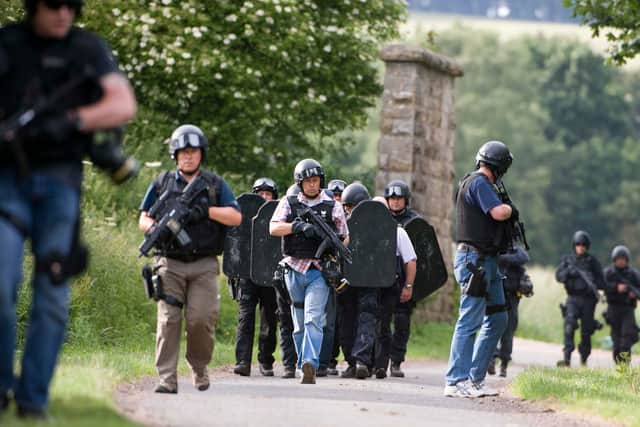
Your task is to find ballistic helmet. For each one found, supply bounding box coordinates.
[252,177,278,199]
[286,183,300,197]
[384,180,411,204]
[475,140,513,178]
[611,245,631,262]
[341,183,370,207]
[293,159,325,188]
[327,179,347,195]
[169,124,208,160]
[25,0,83,17]
[573,230,591,249]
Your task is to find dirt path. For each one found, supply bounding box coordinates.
[116,338,623,427]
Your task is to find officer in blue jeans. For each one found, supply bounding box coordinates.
[270,159,348,384]
[444,141,515,398]
[0,0,136,418]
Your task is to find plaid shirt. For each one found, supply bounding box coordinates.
[271,191,348,274]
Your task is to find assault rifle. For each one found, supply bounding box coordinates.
[294,206,352,264]
[604,269,640,301]
[573,263,605,302]
[138,175,209,257]
[494,179,530,250]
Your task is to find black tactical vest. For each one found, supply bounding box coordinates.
[604,266,639,307]
[0,23,111,168]
[153,170,226,258]
[392,208,419,227]
[282,195,336,259]
[455,172,500,254]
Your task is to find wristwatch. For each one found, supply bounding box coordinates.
[404,284,413,289]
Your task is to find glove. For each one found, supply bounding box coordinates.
[28,111,80,144]
[291,219,321,240]
[187,201,209,223]
[565,264,579,277]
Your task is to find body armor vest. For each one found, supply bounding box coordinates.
[455,172,501,254]
[282,195,336,259]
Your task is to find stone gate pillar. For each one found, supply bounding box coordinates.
[376,44,463,322]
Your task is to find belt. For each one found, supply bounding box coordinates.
[163,253,212,263]
[457,243,479,252]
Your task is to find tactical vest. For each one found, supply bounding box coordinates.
[0,23,108,168]
[455,172,501,254]
[562,254,599,296]
[282,195,336,259]
[153,170,226,258]
[392,208,419,227]
[604,266,639,307]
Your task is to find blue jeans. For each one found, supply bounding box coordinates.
[0,168,80,411]
[285,268,329,369]
[318,288,336,369]
[445,249,508,385]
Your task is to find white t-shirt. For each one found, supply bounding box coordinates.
[397,226,417,263]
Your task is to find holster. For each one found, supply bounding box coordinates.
[228,277,239,301]
[463,256,487,297]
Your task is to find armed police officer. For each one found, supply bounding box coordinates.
[0,0,136,418]
[382,179,419,377]
[233,178,279,377]
[318,178,347,377]
[444,141,515,398]
[335,183,379,379]
[270,159,348,384]
[139,125,241,393]
[488,241,530,377]
[603,245,640,364]
[372,196,417,379]
[555,230,605,367]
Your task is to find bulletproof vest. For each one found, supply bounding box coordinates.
[153,170,226,257]
[0,23,103,168]
[604,266,639,307]
[499,261,525,293]
[563,254,598,296]
[282,195,336,259]
[392,208,419,228]
[455,172,501,254]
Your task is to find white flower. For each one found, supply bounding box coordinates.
[228,33,237,40]
[269,45,277,52]
[162,8,171,18]
[166,57,175,65]
[266,17,274,25]
[275,5,282,13]
[226,14,238,22]
[323,44,332,53]
[234,91,243,99]
[214,73,223,80]
[318,95,327,102]
[264,103,271,111]
[193,29,202,38]
[181,52,191,59]
[112,8,121,16]
[256,9,265,16]
[161,0,171,4]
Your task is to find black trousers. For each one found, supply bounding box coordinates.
[376,285,401,369]
[391,299,413,364]
[606,304,639,362]
[276,288,297,368]
[494,292,520,362]
[338,286,377,366]
[563,294,597,361]
[235,279,278,366]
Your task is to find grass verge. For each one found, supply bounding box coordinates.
[512,364,640,427]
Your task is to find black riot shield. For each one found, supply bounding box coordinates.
[404,217,448,302]
[343,200,397,288]
[223,193,265,280]
[250,200,281,286]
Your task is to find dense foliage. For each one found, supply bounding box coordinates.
[565,0,640,65]
[422,28,640,265]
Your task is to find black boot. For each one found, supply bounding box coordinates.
[499,359,508,377]
[1,393,9,413]
[390,362,405,378]
[341,364,356,378]
[487,357,496,375]
[282,365,296,379]
[355,362,370,379]
[234,362,251,376]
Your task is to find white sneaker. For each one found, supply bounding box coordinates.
[468,381,499,397]
[443,381,472,397]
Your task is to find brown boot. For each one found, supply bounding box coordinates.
[499,360,508,377]
[193,368,210,391]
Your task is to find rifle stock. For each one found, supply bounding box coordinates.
[295,207,352,264]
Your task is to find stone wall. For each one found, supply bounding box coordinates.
[376,44,463,322]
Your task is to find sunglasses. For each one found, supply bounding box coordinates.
[43,0,82,11]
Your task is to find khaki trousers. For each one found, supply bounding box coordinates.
[154,256,219,388]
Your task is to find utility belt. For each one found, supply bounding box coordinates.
[456,242,496,256]
[157,252,213,263]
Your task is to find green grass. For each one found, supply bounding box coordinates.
[512,364,640,427]
[517,266,613,350]
[406,321,455,360]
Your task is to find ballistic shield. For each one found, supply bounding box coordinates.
[223,193,265,279]
[250,200,282,286]
[404,217,448,302]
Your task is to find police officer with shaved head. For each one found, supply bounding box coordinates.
[233,178,279,377]
[139,125,241,394]
[0,0,137,418]
[603,245,640,364]
[555,230,605,367]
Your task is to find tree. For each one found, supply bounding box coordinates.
[564,0,640,65]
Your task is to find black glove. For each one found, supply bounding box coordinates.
[29,111,80,144]
[291,219,321,240]
[187,202,209,223]
[565,264,579,277]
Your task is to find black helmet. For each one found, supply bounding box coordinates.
[169,124,208,160]
[475,140,513,177]
[327,179,347,195]
[293,158,325,188]
[572,230,591,248]
[252,177,278,199]
[611,245,631,262]
[384,180,411,204]
[286,183,300,197]
[341,183,370,207]
[25,0,83,17]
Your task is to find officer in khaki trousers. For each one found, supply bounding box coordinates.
[139,125,241,393]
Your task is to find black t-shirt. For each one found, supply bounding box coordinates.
[0,22,120,169]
